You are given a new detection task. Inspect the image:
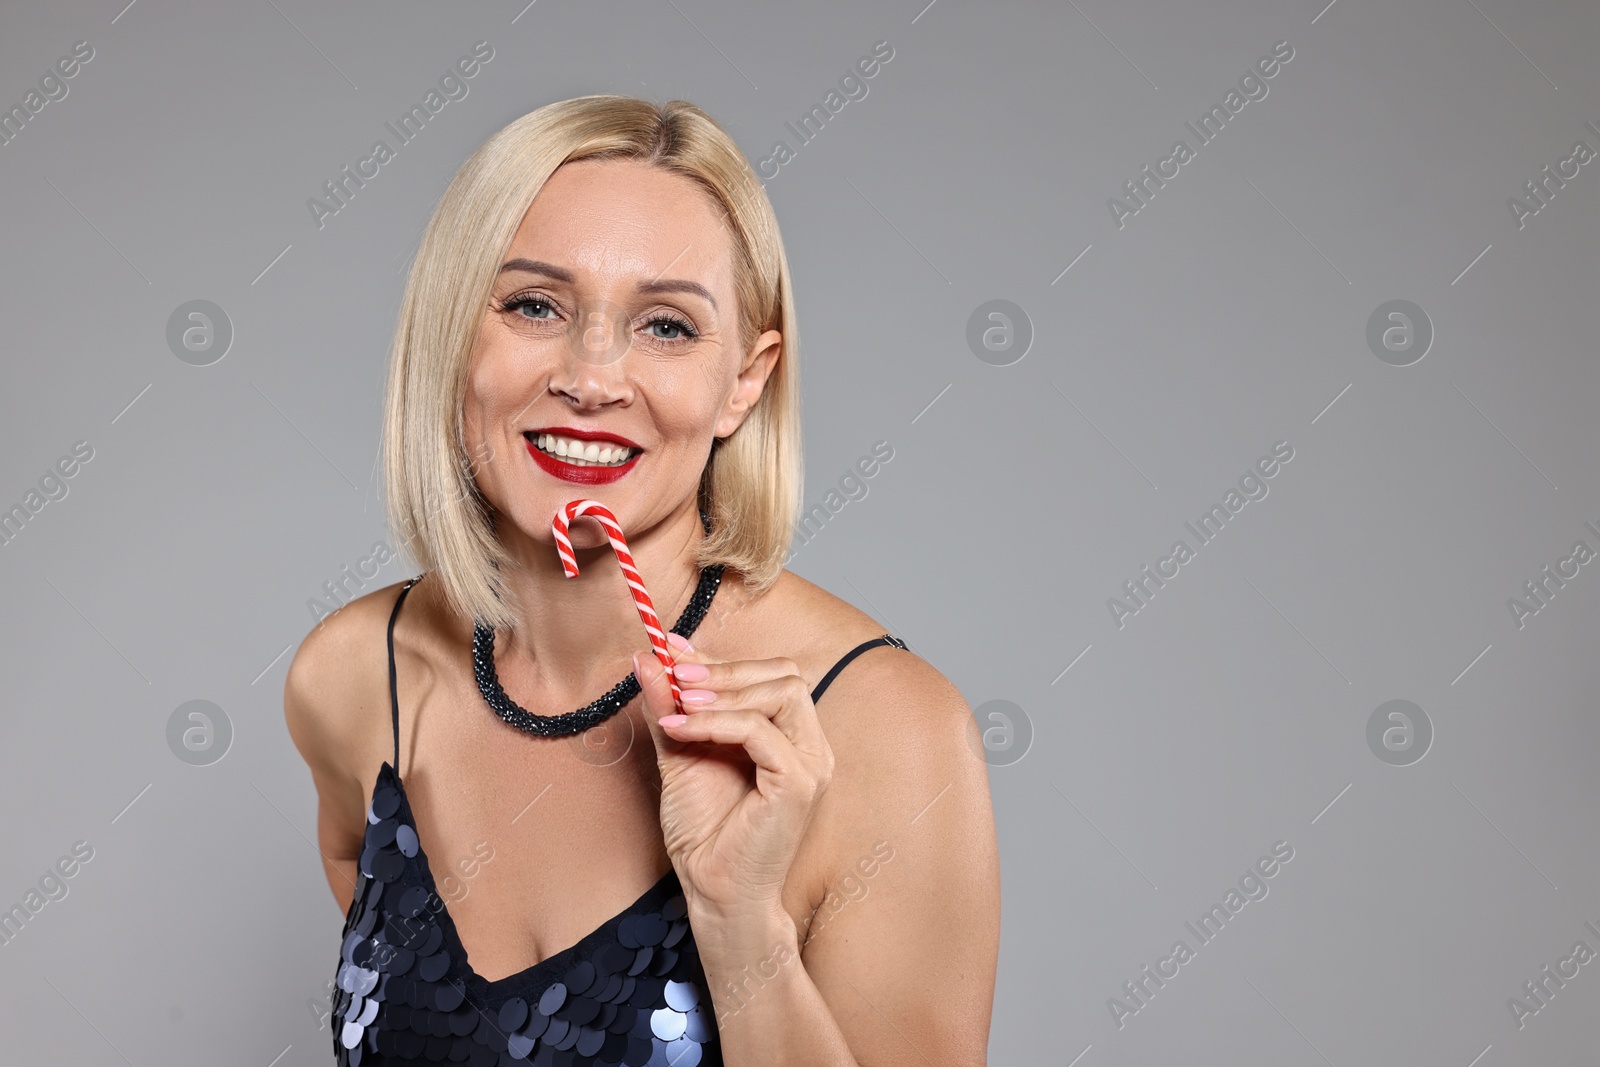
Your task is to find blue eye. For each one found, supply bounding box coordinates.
[645,313,698,342]
[502,294,557,320]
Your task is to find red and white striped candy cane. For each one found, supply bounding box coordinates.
[551,499,682,714]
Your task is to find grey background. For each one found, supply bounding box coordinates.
[1,0,1596,1063]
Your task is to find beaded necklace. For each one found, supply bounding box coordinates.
[471,512,723,737]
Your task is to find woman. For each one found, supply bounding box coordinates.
[285,95,999,1066]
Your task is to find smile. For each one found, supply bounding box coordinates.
[523,428,643,485]
[530,432,637,466]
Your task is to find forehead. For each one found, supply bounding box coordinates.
[505,158,734,287]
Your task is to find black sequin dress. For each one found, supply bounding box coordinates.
[330,576,906,1066]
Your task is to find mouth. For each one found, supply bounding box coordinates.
[523,427,643,484]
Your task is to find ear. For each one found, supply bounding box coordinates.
[714,329,782,439]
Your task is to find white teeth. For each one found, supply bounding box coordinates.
[530,433,635,467]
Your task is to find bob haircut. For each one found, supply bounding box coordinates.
[382,95,801,634]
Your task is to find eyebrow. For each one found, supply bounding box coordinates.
[498,258,717,311]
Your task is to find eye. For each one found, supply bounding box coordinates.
[498,291,560,321]
[642,311,698,344]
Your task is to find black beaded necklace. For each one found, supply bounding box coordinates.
[471,513,724,737]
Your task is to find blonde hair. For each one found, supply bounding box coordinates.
[382,95,800,633]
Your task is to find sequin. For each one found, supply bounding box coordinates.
[649,1008,686,1041]
[400,888,433,921]
[330,763,721,1065]
[353,967,382,997]
[662,981,696,1012]
[563,961,596,997]
[633,914,669,947]
[505,1031,535,1060]
[498,997,529,1032]
[682,1008,711,1043]
[520,1008,550,1041]
[552,1021,582,1052]
[537,982,567,1017]
[666,1036,702,1066]
[419,950,451,982]
[371,787,401,819]
[567,997,600,1027]
[372,849,407,883]
[344,930,366,956]
[434,983,466,1013]
[379,948,415,976]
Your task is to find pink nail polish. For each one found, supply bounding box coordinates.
[658,714,688,727]
[680,689,715,705]
[666,632,695,653]
[673,661,710,682]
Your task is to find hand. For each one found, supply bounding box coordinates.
[632,633,835,922]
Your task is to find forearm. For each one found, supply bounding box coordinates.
[695,910,860,1067]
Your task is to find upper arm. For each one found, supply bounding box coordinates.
[282,594,393,912]
[801,652,1001,1066]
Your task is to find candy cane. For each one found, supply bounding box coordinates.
[551,499,682,714]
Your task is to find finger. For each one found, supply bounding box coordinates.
[656,707,808,781]
[633,651,692,757]
[674,653,802,694]
[663,632,714,687]
[665,631,701,657]
[679,674,829,757]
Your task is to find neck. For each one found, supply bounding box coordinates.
[488,496,707,698]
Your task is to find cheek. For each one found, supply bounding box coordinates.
[464,339,531,431]
[647,358,731,436]
[461,361,529,485]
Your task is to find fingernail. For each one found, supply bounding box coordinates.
[658,714,688,727]
[673,661,709,682]
[666,632,695,653]
[680,689,716,705]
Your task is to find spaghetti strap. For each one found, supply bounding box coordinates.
[810,633,908,705]
[388,576,423,772]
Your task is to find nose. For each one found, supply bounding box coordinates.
[548,304,634,410]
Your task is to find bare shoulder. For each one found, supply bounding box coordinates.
[749,568,966,714]
[722,568,891,669]
[744,567,981,822]
[282,578,415,784]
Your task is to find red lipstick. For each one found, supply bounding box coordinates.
[524,428,642,485]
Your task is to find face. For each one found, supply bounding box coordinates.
[462,158,781,557]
